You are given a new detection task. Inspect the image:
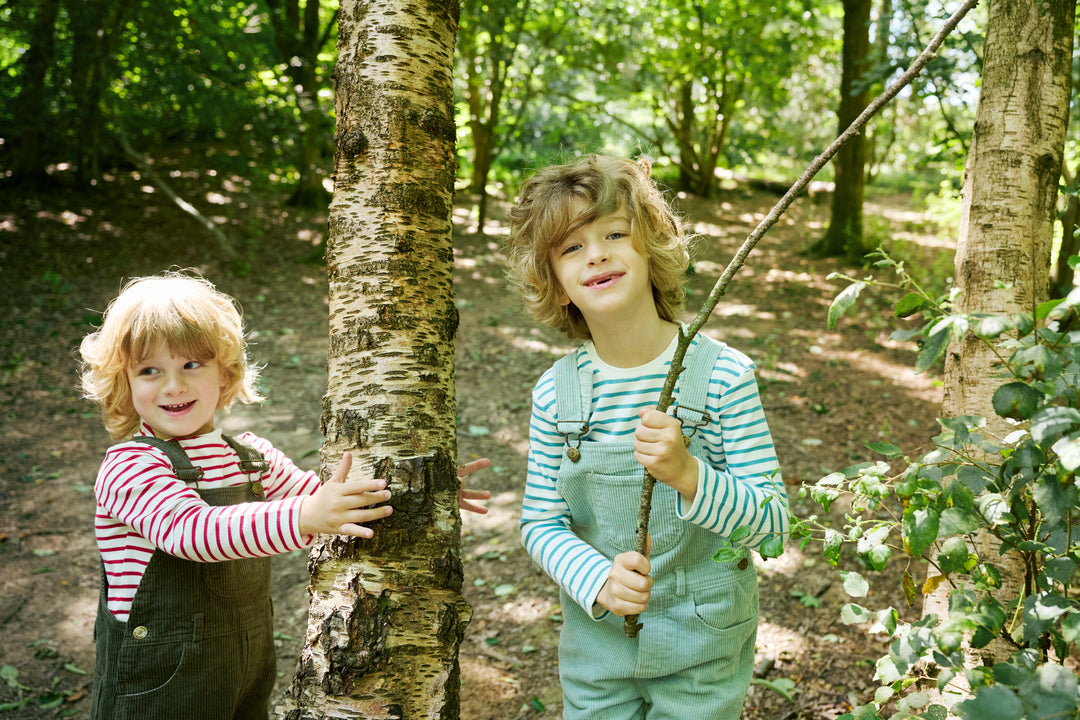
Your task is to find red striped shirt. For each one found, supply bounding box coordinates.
[94,423,321,620]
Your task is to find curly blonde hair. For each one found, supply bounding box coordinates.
[79,270,262,440]
[505,155,690,340]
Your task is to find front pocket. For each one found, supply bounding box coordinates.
[114,637,188,701]
[585,472,686,555]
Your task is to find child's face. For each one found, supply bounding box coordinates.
[127,344,224,440]
[549,205,653,326]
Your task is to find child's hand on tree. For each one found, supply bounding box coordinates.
[299,452,393,537]
[633,408,698,503]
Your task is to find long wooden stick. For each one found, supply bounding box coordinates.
[623,0,980,638]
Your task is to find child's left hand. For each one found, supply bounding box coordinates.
[634,408,698,502]
[457,457,492,514]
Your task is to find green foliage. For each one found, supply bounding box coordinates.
[802,251,1080,720]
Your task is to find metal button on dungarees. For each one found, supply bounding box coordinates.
[251,482,264,498]
[133,626,148,639]
[737,558,749,571]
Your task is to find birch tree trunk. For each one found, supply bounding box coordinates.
[927,0,1075,689]
[277,0,466,716]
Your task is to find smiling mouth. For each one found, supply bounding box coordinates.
[584,272,623,288]
[161,401,195,413]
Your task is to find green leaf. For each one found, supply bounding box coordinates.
[492,584,515,597]
[823,528,843,566]
[936,536,971,574]
[529,697,546,712]
[954,685,1023,720]
[938,507,980,536]
[894,292,928,318]
[916,324,952,373]
[1017,664,1078,720]
[1032,475,1079,527]
[866,442,903,457]
[828,281,867,330]
[752,677,798,702]
[759,535,784,559]
[903,507,940,558]
[991,382,1042,421]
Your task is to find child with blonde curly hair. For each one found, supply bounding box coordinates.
[506,155,788,719]
[80,270,488,719]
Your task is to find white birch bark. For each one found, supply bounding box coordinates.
[278,0,466,716]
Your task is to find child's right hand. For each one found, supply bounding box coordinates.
[595,547,653,617]
[298,452,393,538]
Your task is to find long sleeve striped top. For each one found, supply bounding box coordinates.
[94,423,321,620]
[520,333,788,615]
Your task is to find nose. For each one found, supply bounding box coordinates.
[585,240,608,265]
[162,370,186,395]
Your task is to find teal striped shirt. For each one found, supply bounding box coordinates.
[520,333,788,614]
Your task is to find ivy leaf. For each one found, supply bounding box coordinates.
[841,603,871,624]
[936,536,971,574]
[759,535,784,559]
[1032,475,1079,527]
[894,292,928,318]
[991,382,1042,421]
[903,507,940,558]
[866,442,904,457]
[841,570,870,598]
[954,686,1023,720]
[1017,664,1078,720]
[1030,406,1080,444]
[828,281,867,330]
[1051,432,1080,471]
[916,324,952,373]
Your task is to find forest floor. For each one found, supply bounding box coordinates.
[0,153,953,719]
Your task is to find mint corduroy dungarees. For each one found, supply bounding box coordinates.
[553,336,759,720]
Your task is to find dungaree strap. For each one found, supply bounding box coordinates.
[673,335,724,433]
[129,436,204,482]
[222,434,270,474]
[554,350,591,460]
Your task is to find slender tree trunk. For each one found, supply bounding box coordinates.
[11,0,61,185]
[1054,162,1079,295]
[812,0,872,260]
[929,0,1075,702]
[276,0,466,716]
[66,0,126,185]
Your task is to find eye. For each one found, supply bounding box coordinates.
[559,242,582,256]
[134,366,158,377]
[184,360,203,370]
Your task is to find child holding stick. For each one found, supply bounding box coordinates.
[79,270,488,719]
[507,155,788,719]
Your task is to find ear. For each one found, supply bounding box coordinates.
[556,285,570,306]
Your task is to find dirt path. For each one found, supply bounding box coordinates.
[0,166,947,719]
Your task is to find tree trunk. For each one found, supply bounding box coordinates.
[930,0,1075,692]
[11,0,61,186]
[66,0,126,185]
[276,0,467,716]
[1053,162,1079,296]
[265,0,334,207]
[812,0,872,260]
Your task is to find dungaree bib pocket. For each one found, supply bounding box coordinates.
[558,454,687,556]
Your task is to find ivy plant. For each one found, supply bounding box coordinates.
[792,250,1080,720]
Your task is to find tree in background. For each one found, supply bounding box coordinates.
[276,0,468,715]
[264,0,337,207]
[8,0,60,186]
[812,0,873,260]
[623,0,818,197]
